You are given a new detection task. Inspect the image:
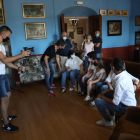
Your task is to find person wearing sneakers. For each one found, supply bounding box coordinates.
[89,62,139,107]
[61,50,84,92]
[84,58,106,101]
[0,26,30,132]
[41,40,66,96]
[77,51,97,96]
[95,58,136,127]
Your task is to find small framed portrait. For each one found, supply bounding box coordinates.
[107,20,122,36]
[22,4,45,18]
[108,10,114,16]
[77,27,83,34]
[69,32,74,39]
[135,16,140,26]
[100,9,106,16]
[115,10,121,16]
[122,11,128,17]
[24,22,47,40]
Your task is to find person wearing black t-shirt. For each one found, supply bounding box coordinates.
[92,30,102,58]
[41,40,66,97]
[56,32,72,74]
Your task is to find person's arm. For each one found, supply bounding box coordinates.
[94,43,101,48]
[44,55,50,74]
[0,50,30,64]
[80,62,84,75]
[56,54,61,71]
[106,81,114,90]
[6,63,25,72]
[65,66,71,72]
[82,69,93,83]
[89,72,104,84]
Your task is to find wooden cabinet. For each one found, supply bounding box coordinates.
[134,31,140,62]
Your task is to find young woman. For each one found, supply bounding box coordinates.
[84,58,106,101]
[61,50,84,92]
[81,35,94,71]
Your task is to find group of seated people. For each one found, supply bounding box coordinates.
[41,37,139,127]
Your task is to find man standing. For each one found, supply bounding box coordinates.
[92,30,102,58]
[40,40,66,97]
[95,58,136,127]
[56,32,72,73]
[0,26,30,132]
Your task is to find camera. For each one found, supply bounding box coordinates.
[23,47,34,52]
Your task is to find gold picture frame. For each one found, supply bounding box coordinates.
[108,10,114,16]
[100,9,106,16]
[122,11,128,17]
[115,10,121,16]
[0,0,6,24]
[24,22,47,40]
[22,4,45,18]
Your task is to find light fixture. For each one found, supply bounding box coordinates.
[77,1,83,6]
[69,19,79,32]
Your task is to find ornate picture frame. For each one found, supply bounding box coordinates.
[0,0,6,24]
[100,9,106,16]
[22,4,45,18]
[77,27,83,34]
[135,16,140,26]
[122,11,128,17]
[115,10,121,16]
[24,22,47,40]
[107,20,122,36]
[108,10,114,16]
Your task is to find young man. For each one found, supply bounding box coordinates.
[0,26,30,132]
[95,58,136,127]
[77,51,97,96]
[56,32,72,74]
[40,40,66,96]
[92,30,102,58]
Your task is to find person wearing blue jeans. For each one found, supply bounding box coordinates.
[40,40,66,96]
[95,58,136,127]
[77,51,97,96]
[61,50,83,92]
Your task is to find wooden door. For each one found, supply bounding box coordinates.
[89,14,102,38]
[60,14,65,32]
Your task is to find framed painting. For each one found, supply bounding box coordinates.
[77,27,83,34]
[122,11,128,17]
[0,0,6,24]
[108,10,114,16]
[100,9,106,16]
[24,22,47,40]
[115,10,121,16]
[107,20,122,36]
[22,4,45,18]
[69,32,74,39]
[135,16,140,26]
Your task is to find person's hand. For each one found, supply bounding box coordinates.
[21,50,30,57]
[100,89,109,95]
[58,66,61,72]
[46,68,50,74]
[84,50,87,53]
[97,94,102,99]
[109,86,114,90]
[87,79,92,85]
[18,66,25,72]
[67,68,71,72]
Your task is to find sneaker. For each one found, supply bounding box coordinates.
[84,96,90,101]
[1,115,17,123]
[110,115,115,121]
[96,119,113,126]
[50,84,57,88]
[3,123,19,132]
[69,86,75,91]
[48,91,55,97]
[62,87,66,93]
[89,101,95,106]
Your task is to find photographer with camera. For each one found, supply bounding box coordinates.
[41,40,66,97]
[0,26,30,132]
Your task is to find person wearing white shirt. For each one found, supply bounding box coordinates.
[61,50,83,92]
[81,35,94,71]
[84,58,106,101]
[0,26,30,132]
[77,51,97,96]
[95,58,137,127]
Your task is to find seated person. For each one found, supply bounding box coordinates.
[77,51,97,96]
[95,58,136,127]
[89,62,139,106]
[84,58,106,101]
[61,50,84,92]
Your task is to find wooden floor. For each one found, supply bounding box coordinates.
[0,79,114,140]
